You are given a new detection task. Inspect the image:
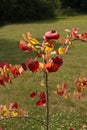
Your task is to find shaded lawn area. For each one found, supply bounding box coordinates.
[0,38,31,64]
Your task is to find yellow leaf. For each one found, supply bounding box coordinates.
[2,105,8,112]
[27,43,35,49]
[38,62,44,71]
[22,34,29,42]
[0,67,4,75]
[30,38,40,45]
[56,84,61,89]
[27,32,40,44]
[3,111,10,117]
[44,44,54,53]
[3,65,10,74]
[58,47,65,54]
[40,80,45,86]
[64,93,70,99]
[27,32,32,37]
[11,111,19,117]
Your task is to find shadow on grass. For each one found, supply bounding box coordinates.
[0,38,34,65]
[0,17,67,28]
[15,17,67,24]
[0,14,87,28]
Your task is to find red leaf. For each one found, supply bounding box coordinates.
[30,92,37,98]
[0,77,5,86]
[57,90,65,96]
[0,127,3,130]
[69,128,74,130]
[36,92,46,106]
[9,66,20,77]
[0,62,9,68]
[18,43,33,52]
[9,102,18,110]
[36,100,45,106]
[27,58,39,72]
[36,52,42,58]
[52,56,63,67]
[21,63,27,71]
[44,61,59,73]
[40,92,46,102]
[44,30,60,41]
[62,83,68,89]
[81,32,87,41]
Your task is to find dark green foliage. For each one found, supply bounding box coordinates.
[0,0,87,23]
[60,0,81,9]
[0,0,56,23]
[32,0,56,19]
[80,0,87,12]
[60,0,87,13]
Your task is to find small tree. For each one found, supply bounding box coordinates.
[0,28,87,130]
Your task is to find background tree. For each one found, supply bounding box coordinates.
[60,0,87,12]
[0,0,87,23]
[0,0,57,23]
[80,0,87,12]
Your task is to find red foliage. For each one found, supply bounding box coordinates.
[36,101,45,106]
[52,56,63,67]
[43,30,60,41]
[81,32,87,41]
[21,63,27,71]
[30,92,37,98]
[27,58,39,72]
[9,102,18,110]
[57,90,65,96]
[9,66,20,77]
[18,43,33,52]
[0,77,5,86]
[69,128,74,130]
[0,62,9,68]
[44,56,63,73]
[0,127,3,130]
[75,77,87,92]
[40,92,46,103]
[36,92,46,106]
[44,61,59,73]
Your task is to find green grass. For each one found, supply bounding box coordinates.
[0,15,87,130]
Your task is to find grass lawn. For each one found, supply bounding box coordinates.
[0,15,87,130]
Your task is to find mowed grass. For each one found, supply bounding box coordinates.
[0,15,87,130]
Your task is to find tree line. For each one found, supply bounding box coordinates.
[0,0,87,23]
[60,0,87,12]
